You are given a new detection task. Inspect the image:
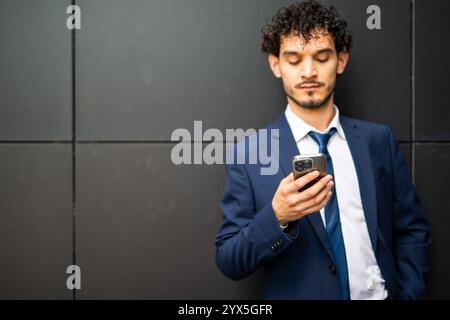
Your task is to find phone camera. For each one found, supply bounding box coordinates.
[295,159,313,172]
[295,161,304,172]
[304,160,312,169]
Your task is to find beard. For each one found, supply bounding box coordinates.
[284,79,336,109]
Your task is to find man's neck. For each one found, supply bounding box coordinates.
[288,98,336,132]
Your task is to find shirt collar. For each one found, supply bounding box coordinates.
[284,104,346,142]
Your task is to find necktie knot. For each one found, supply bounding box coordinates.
[308,128,337,153]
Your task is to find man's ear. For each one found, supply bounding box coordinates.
[268,54,282,78]
[337,51,349,75]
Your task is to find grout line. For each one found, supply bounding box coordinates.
[77,140,186,144]
[411,0,416,182]
[76,140,236,144]
[1,140,450,144]
[71,0,77,301]
[0,141,72,144]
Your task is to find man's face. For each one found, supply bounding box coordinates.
[268,30,349,109]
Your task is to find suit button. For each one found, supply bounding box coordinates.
[329,265,336,275]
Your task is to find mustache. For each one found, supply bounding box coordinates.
[295,81,324,88]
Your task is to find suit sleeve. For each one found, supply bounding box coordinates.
[215,160,299,281]
[387,128,431,299]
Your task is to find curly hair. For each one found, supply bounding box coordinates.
[261,0,352,56]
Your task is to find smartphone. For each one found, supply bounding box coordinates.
[292,153,327,192]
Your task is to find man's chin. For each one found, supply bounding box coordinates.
[296,99,326,109]
[287,89,334,110]
[290,91,334,109]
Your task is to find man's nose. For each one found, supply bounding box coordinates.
[301,59,317,79]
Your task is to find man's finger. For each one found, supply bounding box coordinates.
[295,180,333,212]
[299,174,333,201]
[286,170,320,193]
[300,191,333,216]
[282,172,295,184]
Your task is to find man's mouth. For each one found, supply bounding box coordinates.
[299,84,320,91]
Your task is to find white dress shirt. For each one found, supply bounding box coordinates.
[285,104,388,300]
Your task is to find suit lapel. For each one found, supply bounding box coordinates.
[340,116,378,253]
[274,114,336,263]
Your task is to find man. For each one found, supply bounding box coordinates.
[215,0,430,300]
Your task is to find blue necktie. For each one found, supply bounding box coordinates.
[308,128,350,300]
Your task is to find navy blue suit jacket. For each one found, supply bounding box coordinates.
[215,113,431,299]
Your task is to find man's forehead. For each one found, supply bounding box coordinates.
[280,32,335,53]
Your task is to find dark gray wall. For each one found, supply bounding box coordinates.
[415,0,450,300]
[0,0,448,299]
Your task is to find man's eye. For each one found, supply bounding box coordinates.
[288,61,300,65]
[316,57,329,63]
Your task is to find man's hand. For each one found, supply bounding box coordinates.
[272,171,334,225]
